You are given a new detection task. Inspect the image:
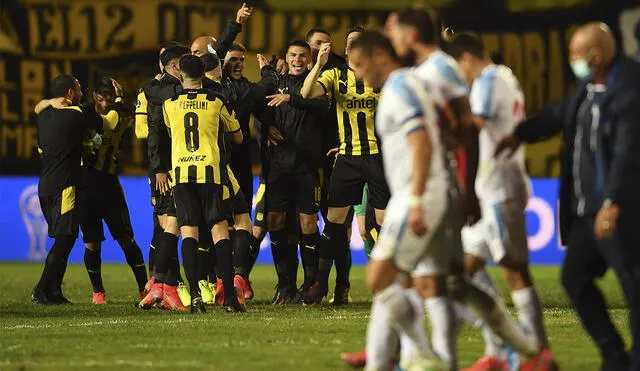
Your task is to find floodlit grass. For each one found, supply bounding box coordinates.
[0,263,631,370]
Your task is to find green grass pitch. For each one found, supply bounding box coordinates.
[0,263,631,370]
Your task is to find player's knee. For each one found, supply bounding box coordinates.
[267,213,285,231]
[327,207,349,224]
[299,214,318,234]
[85,242,101,252]
[414,275,446,298]
[116,237,135,250]
[502,264,532,291]
[234,213,252,231]
[463,253,485,276]
[164,217,179,236]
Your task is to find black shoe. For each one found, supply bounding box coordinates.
[48,294,72,305]
[303,282,328,306]
[222,297,246,313]
[332,282,350,306]
[601,351,630,371]
[191,297,206,314]
[31,288,52,305]
[272,284,293,305]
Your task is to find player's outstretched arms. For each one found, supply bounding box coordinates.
[34,97,69,114]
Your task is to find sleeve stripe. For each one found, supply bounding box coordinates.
[317,81,328,94]
[406,125,426,136]
[399,112,423,126]
[135,112,148,115]
[227,128,241,134]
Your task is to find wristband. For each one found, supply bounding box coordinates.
[409,195,422,209]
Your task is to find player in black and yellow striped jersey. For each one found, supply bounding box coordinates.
[74,77,148,305]
[301,27,390,304]
[160,54,245,313]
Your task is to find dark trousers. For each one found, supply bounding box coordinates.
[561,216,640,370]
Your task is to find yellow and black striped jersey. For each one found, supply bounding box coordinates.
[317,64,379,156]
[135,90,149,139]
[163,88,240,185]
[81,97,129,175]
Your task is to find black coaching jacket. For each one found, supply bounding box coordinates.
[514,56,640,243]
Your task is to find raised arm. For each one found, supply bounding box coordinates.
[301,43,332,99]
[34,97,69,114]
[215,3,252,59]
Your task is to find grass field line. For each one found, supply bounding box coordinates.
[2,316,215,331]
[0,359,203,368]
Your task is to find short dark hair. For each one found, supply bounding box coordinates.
[161,40,182,51]
[306,27,330,41]
[160,45,190,67]
[200,53,220,72]
[50,75,77,98]
[349,29,397,60]
[229,42,247,53]
[346,26,365,40]
[446,32,485,59]
[287,40,311,53]
[396,6,440,45]
[94,76,115,96]
[179,54,205,79]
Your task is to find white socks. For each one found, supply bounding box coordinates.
[425,296,458,370]
[366,283,429,370]
[400,289,435,363]
[511,286,548,347]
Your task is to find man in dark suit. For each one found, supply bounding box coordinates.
[496,22,640,371]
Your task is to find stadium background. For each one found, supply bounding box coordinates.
[0,0,639,265]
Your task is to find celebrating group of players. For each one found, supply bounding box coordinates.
[32,2,562,370]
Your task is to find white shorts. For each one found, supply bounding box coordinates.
[461,197,529,264]
[371,186,448,273]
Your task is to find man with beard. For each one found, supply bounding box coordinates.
[265,40,331,303]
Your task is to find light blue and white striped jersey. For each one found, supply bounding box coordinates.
[470,64,530,202]
[376,68,448,195]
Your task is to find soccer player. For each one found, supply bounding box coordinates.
[348,29,450,371]
[139,44,192,311]
[265,40,331,303]
[136,41,185,298]
[200,50,278,303]
[446,32,555,370]
[162,54,245,313]
[301,26,390,304]
[31,75,102,305]
[77,77,147,304]
[306,27,346,69]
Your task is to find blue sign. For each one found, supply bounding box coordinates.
[0,176,565,265]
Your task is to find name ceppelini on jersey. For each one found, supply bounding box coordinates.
[178,155,207,162]
[177,101,209,110]
[345,97,377,110]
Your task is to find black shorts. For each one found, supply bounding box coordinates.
[327,154,390,210]
[39,186,79,238]
[254,176,304,232]
[79,169,134,243]
[228,187,251,216]
[149,175,176,216]
[174,183,230,228]
[266,169,321,215]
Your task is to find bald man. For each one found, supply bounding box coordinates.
[497,22,640,371]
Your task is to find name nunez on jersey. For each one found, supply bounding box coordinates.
[178,101,209,110]
[178,155,207,162]
[346,96,378,110]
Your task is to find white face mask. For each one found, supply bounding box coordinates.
[571,59,592,79]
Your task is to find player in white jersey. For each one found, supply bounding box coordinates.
[447,32,555,371]
[348,29,450,371]
[382,7,556,371]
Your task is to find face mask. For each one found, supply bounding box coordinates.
[571,59,592,79]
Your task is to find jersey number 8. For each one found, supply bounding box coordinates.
[184,112,200,152]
